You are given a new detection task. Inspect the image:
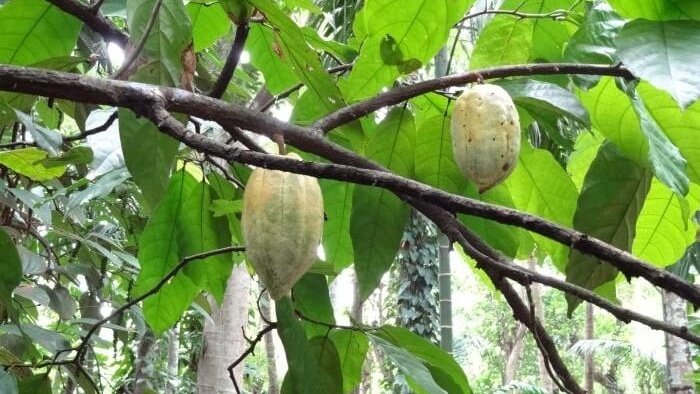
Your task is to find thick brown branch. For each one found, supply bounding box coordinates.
[313,63,634,132]
[46,0,129,47]
[0,64,697,308]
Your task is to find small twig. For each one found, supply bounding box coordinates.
[65,111,118,142]
[74,245,245,360]
[227,324,277,393]
[209,21,251,99]
[458,7,572,25]
[204,155,245,189]
[89,0,106,12]
[112,0,164,79]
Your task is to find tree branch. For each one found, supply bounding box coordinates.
[111,0,163,80]
[0,64,697,309]
[46,0,129,47]
[312,63,634,132]
[209,22,250,99]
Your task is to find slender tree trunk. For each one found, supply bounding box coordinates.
[503,323,527,384]
[132,330,155,394]
[584,304,595,393]
[528,258,553,391]
[260,291,280,394]
[663,290,694,394]
[438,232,452,352]
[351,270,368,394]
[196,264,251,394]
[165,325,180,394]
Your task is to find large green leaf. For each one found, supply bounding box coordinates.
[341,0,472,101]
[127,0,192,84]
[17,373,50,394]
[177,182,233,303]
[134,170,200,334]
[376,326,471,393]
[0,370,17,394]
[633,181,700,267]
[0,228,22,316]
[504,144,578,268]
[187,1,230,52]
[0,0,81,65]
[638,83,700,185]
[459,184,522,258]
[567,131,604,192]
[293,274,335,338]
[565,142,651,313]
[579,77,648,164]
[607,0,700,21]
[246,24,300,94]
[471,0,573,68]
[320,180,354,270]
[328,330,369,394]
[498,79,590,126]
[622,82,689,196]
[277,296,341,394]
[616,19,700,109]
[564,2,625,88]
[414,114,467,195]
[0,148,66,181]
[350,107,415,299]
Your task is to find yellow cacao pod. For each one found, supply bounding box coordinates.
[451,84,521,193]
[242,153,324,300]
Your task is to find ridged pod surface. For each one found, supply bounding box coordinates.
[451,84,521,193]
[242,153,324,300]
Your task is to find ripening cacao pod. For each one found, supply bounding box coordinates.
[451,84,521,193]
[242,153,324,300]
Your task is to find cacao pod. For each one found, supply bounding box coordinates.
[242,153,324,300]
[451,84,521,193]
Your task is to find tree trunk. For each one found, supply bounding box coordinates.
[503,323,527,384]
[165,325,180,394]
[132,330,155,394]
[584,304,595,393]
[196,264,251,394]
[260,291,280,394]
[351,270,369,394]
[663,290,694,394]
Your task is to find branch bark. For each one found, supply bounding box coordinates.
[46,0,129,47]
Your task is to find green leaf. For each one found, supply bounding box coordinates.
[504,144,578,268]
[13,110,62,155]
[328,330,369,394]
[187,2,230,52]
[564,2,625,88]
[305,336,344,394]
[459,184,522,258]
[633,181,700,266]
[127,0,192,84]
[565,142,651,313]
[607,0,700,21]
[638,82,700,185]
[371,326,472,394]
[41,147,93,168]
[498,79,590,126]
[0,229,22,316]
[0,0,81,65]
[246,24,300,94]
[292,274,335,338]
[351,107,415,299]
[470,17,533,69]
[17,373,50,394]
[0,324,70,354]
[177,182,233,303]
[277,296,340,394]
[621,81,689,196]
[134,170,200,334]
[0,370,18,394]
[579,77,648,164]
[414,114,467,195]
[616,19,700,109]
[341,0,472,101]
[301,27,358,63]
[321,180,354,270]
[567,131,604,192]
[0,148,66,181]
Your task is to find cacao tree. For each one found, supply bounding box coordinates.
[0,0,698,393]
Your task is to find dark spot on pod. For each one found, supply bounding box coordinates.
[500,121,505,125]
[510,120,514,125]
[492,137,496,141]
[468,138,472,143]
[502,163,509,172]
[500,154,504,158]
